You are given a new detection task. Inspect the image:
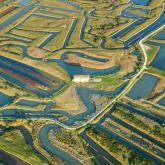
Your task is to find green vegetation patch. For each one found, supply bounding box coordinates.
[87,128,156,165]
[90,74,123,90]
[49,128,91,161]
[148,67,165,77]
[0,129,47,165]
[145,43,160,64]
[113,105,165,142]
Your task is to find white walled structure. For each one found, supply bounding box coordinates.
[72,75,102,83]
[72,75,90,83]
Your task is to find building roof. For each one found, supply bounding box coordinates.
[73,75,90,79]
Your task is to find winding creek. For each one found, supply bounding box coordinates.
[0,0,165,164]
[39,124,81,165]
[0,125,49,165]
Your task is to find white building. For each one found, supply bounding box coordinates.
[72,75,90,83]
[72,75,102,83]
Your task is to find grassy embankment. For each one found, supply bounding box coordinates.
[49,128,92,163]
[0,120,64,165]
[103,117,165,161]
[145,43,160,64]
[0,130,48,165]
[86,127,156,165]
[112,104,165,143]
[90,74,124,90]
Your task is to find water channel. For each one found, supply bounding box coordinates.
[0,0,164,164]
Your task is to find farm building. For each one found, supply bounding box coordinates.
[72,75,102,83]
[72,75,90,83]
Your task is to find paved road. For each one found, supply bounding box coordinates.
[51,24,165,130]
[1,2,164,131]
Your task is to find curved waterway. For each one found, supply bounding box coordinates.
[48,51,120,77]
[0,82,127,125]
[37,84,128,164]
[64,83,127,126]
[0,43,120,77]
[0,125,49,165]
[0,0,165,163]
[39,124,81,165]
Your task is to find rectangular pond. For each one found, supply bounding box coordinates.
[148,42,165,71]
[0,55,64,97]
[153,29,165,40]
[0,92,14,107]
[126,73,159,100]
[157,97,165,107]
